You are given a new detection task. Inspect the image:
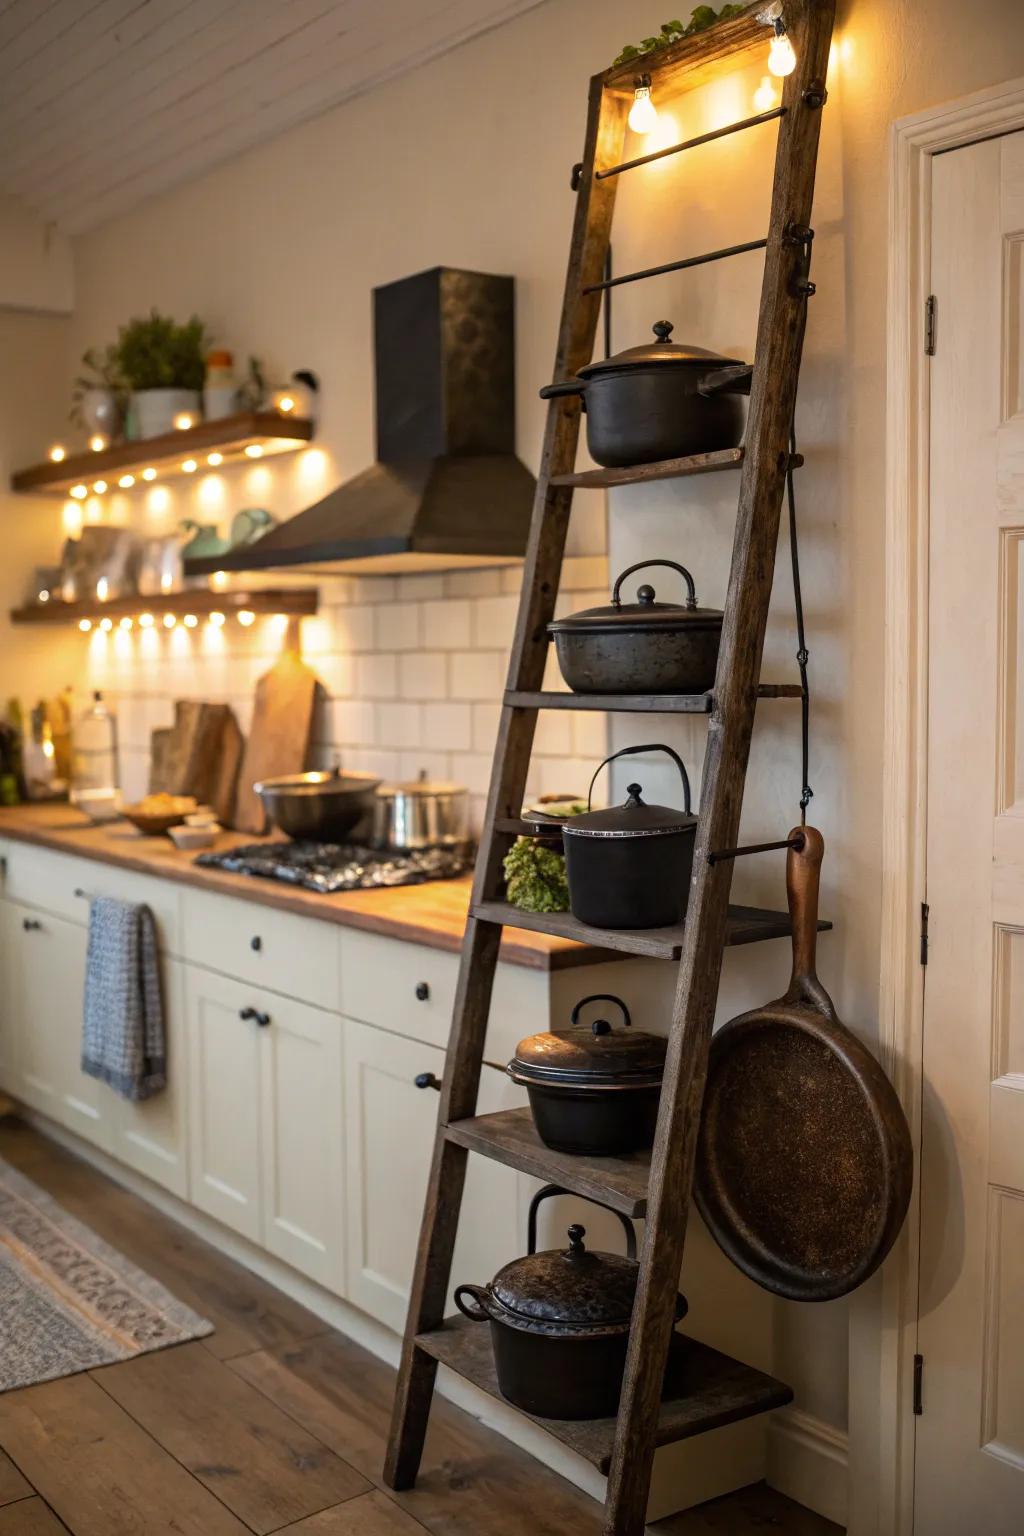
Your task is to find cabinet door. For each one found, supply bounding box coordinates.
[259,991,345,1291]
[111,958,188,1199]
[185,968,262,1242]
[9,902,113,1152]
[343,1019,522,1331]
[0,902,17,1094]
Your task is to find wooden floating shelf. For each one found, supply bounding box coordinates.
[551,447,743,490]
[505,685,803,713]
[473,900,832,962]
[416,1318,792,1472]
[448,1106,650,1218]
[10,588,319,626]
[601,3,770,98]
[11,411,314,496]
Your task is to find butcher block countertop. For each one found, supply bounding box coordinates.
[0,803,613,972]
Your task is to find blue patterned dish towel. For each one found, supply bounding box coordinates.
[82,896,166,1101]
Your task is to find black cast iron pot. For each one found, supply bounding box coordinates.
[454,1223,687,1420]
[561,744,697,930]
[539,321,751,468]
[507,993,667,1155]
[549,559,723,695]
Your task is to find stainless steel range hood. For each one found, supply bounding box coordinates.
[185,267,535,578]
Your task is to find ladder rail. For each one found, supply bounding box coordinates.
[602,3,835,1530]
[383,71,628,1491]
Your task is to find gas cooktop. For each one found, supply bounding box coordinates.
[195,839,473,895]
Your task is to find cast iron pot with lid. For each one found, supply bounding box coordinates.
[454,1223,687,1420]
[254,767,380,842]
[559,744,697,930]
[539,321,751,467]
[549,559,723,695]
[508,993,667,1155]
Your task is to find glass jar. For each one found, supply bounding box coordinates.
[203,349,238,421]
[70,691,120,822]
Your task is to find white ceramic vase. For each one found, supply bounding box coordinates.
[131,388,200,440]
[80,387,121,439]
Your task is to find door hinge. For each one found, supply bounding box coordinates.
[920,902,929,965]
[913,1353,924,1415]
[925,295,937,356]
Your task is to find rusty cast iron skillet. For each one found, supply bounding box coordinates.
[694,827,913,1302]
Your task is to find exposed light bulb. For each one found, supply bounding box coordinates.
[139,612,155,628]
[78,618,92,632]
[119,616,133,631]
[173,412,194,430]
[99,617,113,632]
[141,467,157,481]
[182,458,198,473]
[89,434,107,452]
[92,479,107,494]
[753,74,777,112]
[207,452,223,466]
[183,613,199,628]
[628,77,658,135]
[70,484,87,499]
[49,445,66,463]
[38,589,50,603]
[163,613,176,629]
[237,609,256,627]
[244,443,263,459]
[118,473,135,489]
[277,394,295,413]
[208,611,226,628]
[767,30,796,75]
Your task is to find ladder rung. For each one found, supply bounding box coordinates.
[596,107,786,180]
[582,237,767,295]
[472,899,831,961]
[504,685,803,712]
[551,446,744,488]
[414,1318,792,1472]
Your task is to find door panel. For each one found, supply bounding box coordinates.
[918,129,1024,1531]
[185,968,262,1242]
[111,958,188,1198]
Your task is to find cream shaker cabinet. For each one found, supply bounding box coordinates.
[184,966,345,1290]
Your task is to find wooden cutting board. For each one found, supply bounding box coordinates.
[233,647,318,834]
[149,701,243,823]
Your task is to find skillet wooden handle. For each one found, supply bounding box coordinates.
[785,825,825,1004]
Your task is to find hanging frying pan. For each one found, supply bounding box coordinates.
[694,827,913,1302]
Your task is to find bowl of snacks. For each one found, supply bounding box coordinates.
[121,793,199,836]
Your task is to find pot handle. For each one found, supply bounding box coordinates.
[697,362,753,397]
[539,378,585,400]
[570,994,632,1034]
[587,743,692,817]
[526,1183,637,1261]
[611,559,698,610]
[453,1284,494,1323]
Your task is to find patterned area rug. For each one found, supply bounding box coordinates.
[0,1157,212,1392]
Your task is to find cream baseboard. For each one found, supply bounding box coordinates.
[768,1405,848,1528]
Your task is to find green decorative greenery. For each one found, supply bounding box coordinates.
[613,6,746,66]
[70,344,126,427]
[503,838,571,914]
[113,310,209,392]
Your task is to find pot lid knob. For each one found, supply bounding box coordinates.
[625,782,645,807]
[566,1224,587,1259]
[652,320,674,344]
[637,584,656,605]
[591,1018,612,1037]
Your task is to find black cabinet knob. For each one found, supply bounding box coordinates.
[22,918,42,932]
[414,1072,441,1091]
[250,936,262,952]
[415,981,430,1002]
[239,1006,271,1027]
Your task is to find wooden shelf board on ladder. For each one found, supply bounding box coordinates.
[385,4,836,1532]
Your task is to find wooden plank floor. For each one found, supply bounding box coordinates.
[0,1120,843,1536]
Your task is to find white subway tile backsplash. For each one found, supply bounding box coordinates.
[445,568,504,598]
[354,653,398,698]
[399,651,447,700]
[334,605,375,652]
[421,701,473,752]
[472,594,519,647]
[450,651,506,700]
[471,701,501,755]
[398,750,451,781]
[572,710,610,760]
[450,752,496,796]
[311,653,355,698]
[534,710,572,757]
[397,573,445,600]
[375,601,419,652]
[539,757,599,799]
[327,699,376,745]
[561,555,609,591]
[351,576,396,604]
[377,701,422,748]
[424,599,471,650]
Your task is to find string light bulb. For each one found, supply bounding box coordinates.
[139,613,155,628]
[119,617,133,631]
[118,474,135,489]
[89,434,107,452]
[244,443,263,459]
[628,73,658,134]
[70,484,87,499]
[163,613,177,629]
[208,611,226,627]
[99,617,113,633]
[182,458,197,473]
[78,618,92,633]
[49,445,66,463]
[96,578,109,601]
[92,480,107,494]
[207,452,223,466]
[173,412,194,430]
[183,613,199,628]
[237,610,256,627]
[758,2,797,76]
[141,467,157,481]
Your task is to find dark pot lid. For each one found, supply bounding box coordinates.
[549,558,723,637]
[509,996,667,1090]
[576,320,741,379]
[563,782,697,839]
[489,1225,640,1336]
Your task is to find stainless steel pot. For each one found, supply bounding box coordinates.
[373,769,470,850]
[254,768,381,842]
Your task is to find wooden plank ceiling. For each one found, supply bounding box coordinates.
[0,0,545,234]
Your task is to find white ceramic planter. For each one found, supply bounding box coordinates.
[131,388,200,439]
[80,387,121,439]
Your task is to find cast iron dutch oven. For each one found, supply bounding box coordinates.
[507,993,667,1155]
[549,559,723,695]
[254,768,380,842]
[561,744,697,929]
[539,320,751,467]
[454,1223,687,1419]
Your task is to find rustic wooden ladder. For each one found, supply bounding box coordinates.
[385,4,835,1531]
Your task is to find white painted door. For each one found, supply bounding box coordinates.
[186,967,263,1243]
[111,957,188,1199]
[918,129,1024,1533]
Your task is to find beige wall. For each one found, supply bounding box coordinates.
[11,0,1024,1481]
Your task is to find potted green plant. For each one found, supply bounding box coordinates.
[70,344,126,441]
[113,310,209,439]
